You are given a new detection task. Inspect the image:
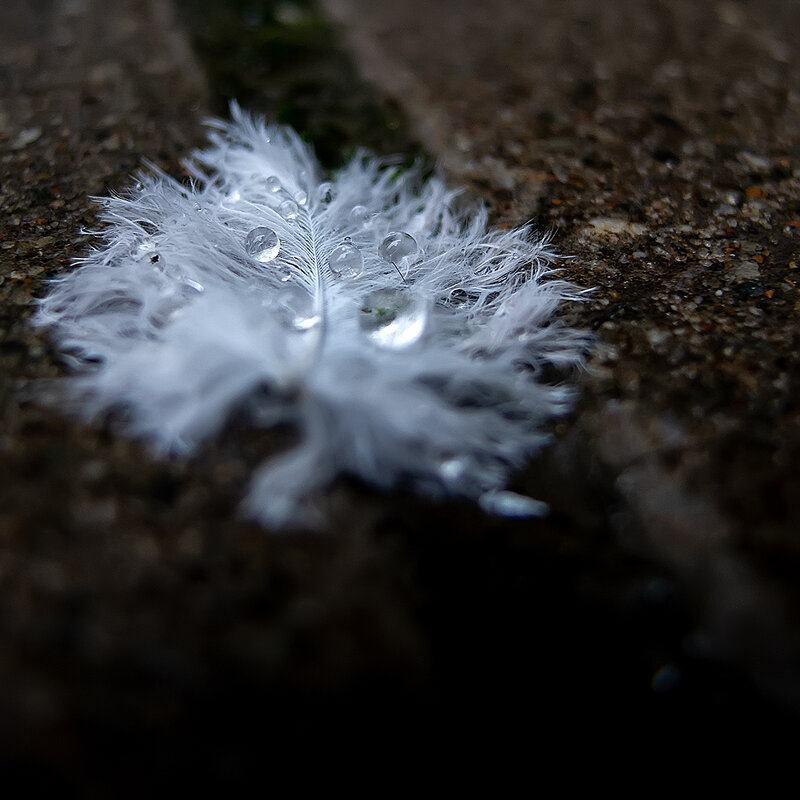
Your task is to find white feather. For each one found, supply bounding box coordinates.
[35,104,589,527]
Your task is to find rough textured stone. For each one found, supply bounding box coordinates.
[325,0,800,703]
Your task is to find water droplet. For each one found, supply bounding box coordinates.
[245,227,280,263]
[265,176,283,193]
[135,238,157,258]
[349,205,369,226]
[438,457,469,486]
[317,182,334,203]
[294,189,308,206]
[379,231,417,264]
[478,490,549,518]
[359,288,427,349]
[329,243,363,279]
[227,189,241,203]
[279,199,299,223]
[276,285,321,331]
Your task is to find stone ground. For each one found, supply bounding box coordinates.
[1,0,799,787]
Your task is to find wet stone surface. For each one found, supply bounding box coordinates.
[1,0,799,786]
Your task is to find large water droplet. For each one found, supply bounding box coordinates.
[379,231,417,264]
[279,199,299,223]
[478,490,549,518]
[276,285,321,331]
[329,242,363,279]
[317,182,334,204]
[359,289,427,349]
[294,189,308,206]
[245,227,280,263]
[265,176,283,193]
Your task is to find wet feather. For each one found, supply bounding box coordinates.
[35,105,589,527]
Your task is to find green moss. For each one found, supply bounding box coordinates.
[175,0,423,167]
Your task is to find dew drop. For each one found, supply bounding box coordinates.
[294,189,308,206]
[265,176,283,193]
[245,227,280,263]
[478,490,549,518]
[359,288,427,349]
[317,182,334,203]
[329,242,363,279]
[135,238,157,259]
[379,231,417,264]
[276,285,321,331]
[349,205,369,226]
[438,456,469,486]
[279,199,299,223]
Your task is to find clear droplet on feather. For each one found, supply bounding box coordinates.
[359,288,427,349]
[294,189,308,206]
[349,205,369,227]
[276,285,321,331]
[329,242,363,279]
[438,456,470,486]
[245,227,280,263]
[265,176,283,193]
[279,199,299,223]
[317,182,334,203]
[379,231,417,264]
[135,238,157,259]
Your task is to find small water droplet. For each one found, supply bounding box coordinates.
[438,456,469,486]
[478,490,549,518]
[349,205,369,226]
[227,189,241,203]
[265,176,283,193]
[276,285,321,331]
[379,231,417,264]
[359,288,427,349]
[245,227,280,263]
[279,199,299,222]
[329,242,363,279]
[317,182,334,203]
[294,189,308,206]
[135,238,157,258]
